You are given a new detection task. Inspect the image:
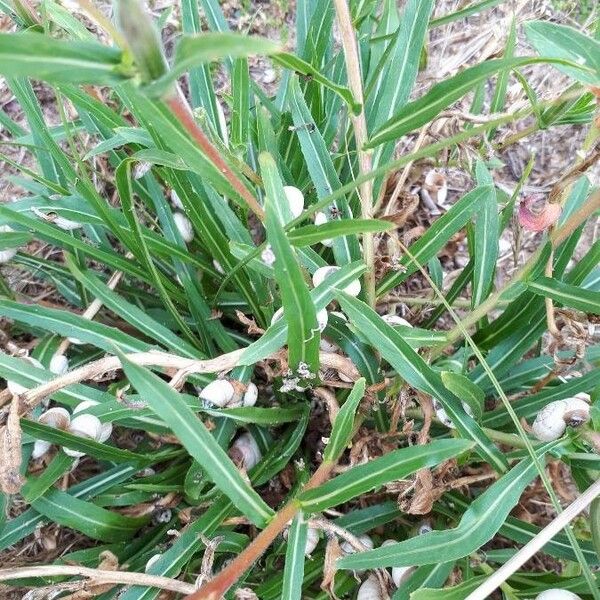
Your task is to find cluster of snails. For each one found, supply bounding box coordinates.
[198,379,258,409]
[32,400,112,459]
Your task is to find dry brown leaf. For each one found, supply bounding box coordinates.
[320,536,343,599]
[0,395,24,494]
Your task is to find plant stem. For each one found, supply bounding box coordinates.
[186,462,335,600]
[165,94,265,221]
[333,0,375,307]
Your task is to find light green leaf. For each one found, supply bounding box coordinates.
[440,372,484,423]
[527,277,600,314]
[323,378,365,463]
[300,439,472,512]
[288,219,393,247]
[0,32,130,84]
[338,448,552,569]
[261,152,320,374]
[282,513,309,600]
[525,21,600,86]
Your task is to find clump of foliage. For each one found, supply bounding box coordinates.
[0,1,599,599]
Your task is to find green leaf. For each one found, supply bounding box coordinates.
[338,448,551,569]
[591,498,600,563]
[440,372,484,423]
[299,439,472,513]
[288,219,393,247]
[338,293,508,472]
[323,378,365,463]
[119,353,274,528]
[153,32,280,92]
[0,230,31,249]
[261,152,320,375]
[0,32,130,84]
[527,277,600,314]
[282,513,309,600]
[525,21,600,86]
[429,0,503,28]
[31,488,149,542]
[367,57,586,148]
[273,52,359,113]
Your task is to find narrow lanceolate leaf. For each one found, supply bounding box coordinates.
[288,219,393,247]
[376,185,490,297]
[323,378,366,463]
[471,162,498,307]
[527,277,600,314]
[337,293,508,472]
[31,488,148,542]
[273,52,358,113]
[0,32,130,84]
[367,57,585,148]
[261,152,320,375]
[440,372,484,423]
[369,0,434,130]
[288,77,360,265]
[120,355,274,528]
[525,21,600,86]
[338,448,551,570]
[282,513,309,600]
[231,58,250,149]
[149,33,280,94]
[299,439,472,512]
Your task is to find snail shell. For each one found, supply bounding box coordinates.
[312,266,361,297]
[283,185,304,221]
[39,407,71,430]
[381,539,414,587]
[535,591,582,600]
[382,315,412,328]
[49,354,69,375]
[173,212,194,243]
[272,307,328,332]
[7,357,43,395]
[261,244,276,266]
[144,553,162,573]
[199,379,236,408]
[314,211,333,247]
[74,400,112,442]
[284,525,319,556]
[64,413,103,457]
[531,398,591,442]
[229,432,261,471]
[31,440,52,459]
[433,399,473,429]
[0,225,18,263]
[170,189,184,209]
[242,382,258,408]
[357,575,385,600]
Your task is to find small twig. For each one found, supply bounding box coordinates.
[0,565,196,595]
[333,0,375,307]
[464,477,600,600]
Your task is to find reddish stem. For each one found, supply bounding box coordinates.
[165,95,265,221]
[185,462,335,600]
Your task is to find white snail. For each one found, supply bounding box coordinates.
[0,225,18,263]
[64,413,103,457]
[312,266,361,297]
[49,354,69,375]
[144,553,162,573]
[261,244,276,267]
[319,338,339,353]
[433,399,473,429]
[213,259,225,274]
[284,525,319,556]
[242,382,258,408]
[424,170,448,205]
[340,534,374,560]
[7,356,43,395]
[229,432,261,471]
[357,574,385,600]
[330,311,348,322]
[74,400,112,442]
[271,306,328,332]
[173,212,194,243]
[381,540,414,587]
[170,189,184,209]
[532,397,591,442]
[199,379,236,408]
[382,314,412,328]
[314,211,333,247]
[31,207,81,231]
[32,407,71,459]
[283,186,304,221]
[535,591,582,600]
